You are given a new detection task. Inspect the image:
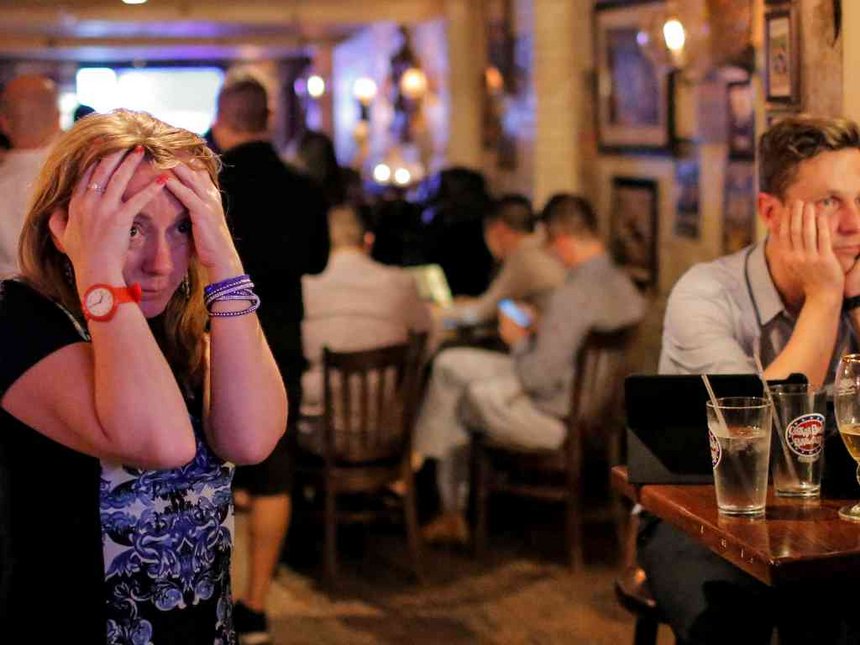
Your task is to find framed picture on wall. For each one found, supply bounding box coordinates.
[595,2,673,152]
[610,177,659,290]
[674,156,700,239]
[764,6,800,104]
[723,161,757,254]
[727,80,755,159]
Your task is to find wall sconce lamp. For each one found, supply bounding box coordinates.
[399,67,428,101]
[352,76,378,121]
[662,18,687,64]
[636,2,715,82]
[306,74,326,99]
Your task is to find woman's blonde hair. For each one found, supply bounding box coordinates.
[19,109,220,394]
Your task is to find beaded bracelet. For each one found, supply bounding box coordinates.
[204,274,261,317]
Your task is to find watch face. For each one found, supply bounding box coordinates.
[85,286,115,317]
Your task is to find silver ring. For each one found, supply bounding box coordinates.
[87,182,106,193]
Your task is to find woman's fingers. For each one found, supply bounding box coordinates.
[170,163,216,203]
[103,146,145,203]
[88,149,129,193]
[163,175,205,215]
[72,163,98,201]
[117,175,167,222]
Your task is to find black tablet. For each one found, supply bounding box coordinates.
[625,372,807,484]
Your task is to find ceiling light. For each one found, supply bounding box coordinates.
[122,0,148,5]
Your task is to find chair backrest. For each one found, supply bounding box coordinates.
[568,326,638,442]
[322,333,425,464]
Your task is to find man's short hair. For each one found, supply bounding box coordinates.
[216,75,269,133]
[329,204,370,248]
[485,194,534,233]
[541,193,598,238]
[759,115,860,199]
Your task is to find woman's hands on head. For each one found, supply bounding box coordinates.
[49,146,166,291]
[49,148,245,298]
[163,164,244,283]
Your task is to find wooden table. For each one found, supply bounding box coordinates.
[611,466,860,586]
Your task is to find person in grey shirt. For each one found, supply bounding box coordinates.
[644,115,860,644]
[442,194,566,326]
[414,194,645,544]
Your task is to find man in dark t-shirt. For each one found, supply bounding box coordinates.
[212,74,329,642]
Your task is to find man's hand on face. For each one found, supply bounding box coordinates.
[775,200,845,304]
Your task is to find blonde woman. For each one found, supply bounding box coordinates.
[0,110,286,643]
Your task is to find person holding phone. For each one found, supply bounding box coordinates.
[0,109,286,641]
[413,194,644,544]
[441,194,565,328]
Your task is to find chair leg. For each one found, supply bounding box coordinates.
[403,465,424,583]
[633,615,659,645]
[323,480,337,587]
[472,434,489,559]
[565,491,584,570]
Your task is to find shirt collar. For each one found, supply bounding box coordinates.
[746,240,786,326]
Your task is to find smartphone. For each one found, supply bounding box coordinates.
[498,299,532,327]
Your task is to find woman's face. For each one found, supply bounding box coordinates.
[121,162,193,318]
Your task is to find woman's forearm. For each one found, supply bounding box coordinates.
[206,311,288,464]
[89,304,196,465]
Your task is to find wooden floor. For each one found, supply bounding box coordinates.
[232,511,676,644]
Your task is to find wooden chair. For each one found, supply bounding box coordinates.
[296,334,426,586]
[472,326,637,569]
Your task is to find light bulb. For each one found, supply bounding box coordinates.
[393,167,411,186]
[663,19,686,53]
[307,75,325,99]
[373,164,392,184]
[399,68,427,101]
[353,77,378,106]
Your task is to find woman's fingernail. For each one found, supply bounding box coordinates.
[134,145,144,154]
[156,173,169,185]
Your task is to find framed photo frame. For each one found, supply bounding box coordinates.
[727,80,755,159]
[595,2,673,152]
[723,161,757,254]
[610,177,659,290]
[674,156,700,239]
[764,6,800,105]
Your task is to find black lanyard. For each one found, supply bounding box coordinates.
[743,245,764,330]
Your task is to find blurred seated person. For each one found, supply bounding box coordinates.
[413,194,645,543]
[442,194,566,327]
[420,167,494,296]
[300,204,433,419]
[369,194,425,267]
[296,130,346,208]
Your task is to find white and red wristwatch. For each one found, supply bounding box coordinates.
[82,283,142,322]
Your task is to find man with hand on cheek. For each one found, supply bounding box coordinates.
[648,115,860,644]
